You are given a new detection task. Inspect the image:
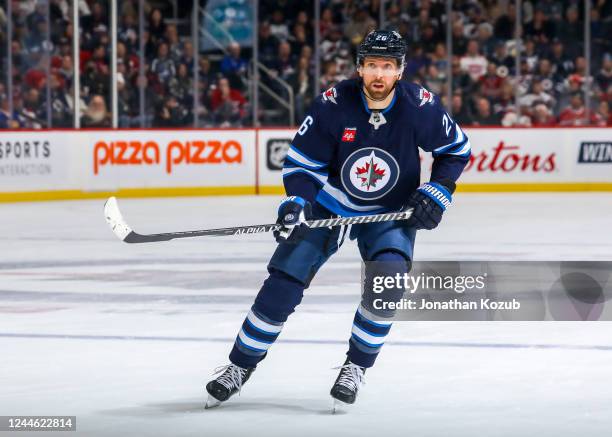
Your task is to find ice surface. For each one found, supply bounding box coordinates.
[1,193,611,437]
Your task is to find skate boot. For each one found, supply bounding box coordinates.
[330,358,366,413]
[205,363,254,409]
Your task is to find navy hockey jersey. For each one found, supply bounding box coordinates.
[283,78,471,216]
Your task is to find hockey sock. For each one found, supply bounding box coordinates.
[347,250,409,368]
[229,269,305,368]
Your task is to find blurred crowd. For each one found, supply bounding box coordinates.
[0,0,610,129]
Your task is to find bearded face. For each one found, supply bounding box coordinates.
[359,57,402,101]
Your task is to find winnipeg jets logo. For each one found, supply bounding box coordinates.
[322,87,337,104]
[355,154,386,190]
[341,148,400,200]
[418,87,434,106]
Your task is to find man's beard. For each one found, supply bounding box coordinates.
[364,80,394,101]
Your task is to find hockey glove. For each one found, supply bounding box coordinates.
[405,181,455,230]
[274,196,312,244]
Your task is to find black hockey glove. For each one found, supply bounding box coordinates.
[405,180,455,230]
[274,196,312,244]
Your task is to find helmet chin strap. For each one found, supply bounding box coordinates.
[361,80,398,103]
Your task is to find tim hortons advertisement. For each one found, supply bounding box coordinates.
[87,130,256,191]
[0,132,79,191]
[257,128,612,189]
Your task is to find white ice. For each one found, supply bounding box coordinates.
[1,193,611,437]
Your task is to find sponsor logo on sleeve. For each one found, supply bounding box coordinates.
[418,87,434,107]
[322,87,337,104]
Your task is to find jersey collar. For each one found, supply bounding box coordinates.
[359,87,397,115]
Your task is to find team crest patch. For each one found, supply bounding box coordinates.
[418,87,434,106]
[341,147,399,200]
[342,127,357,142]
[322,87,337,104]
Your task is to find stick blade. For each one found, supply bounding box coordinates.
[104,196,134,242]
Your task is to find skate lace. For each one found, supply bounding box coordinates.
[212,364,247,393]
[334,362,366,392]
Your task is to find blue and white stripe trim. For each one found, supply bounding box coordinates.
[350,305,393,352]
[417,182,452,210]
[285,145,328,170]
[315,183,389,217]
[432,125,471,157]
[282,166,328,186]
[357,305,393,327]
[246,309,283,334]
[351,324,386,347]
[235,309,284,355]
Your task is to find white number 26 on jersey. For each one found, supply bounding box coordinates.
[442,113,453,137]
[297,115,313,136]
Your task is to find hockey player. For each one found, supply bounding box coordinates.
[205,30,471,410]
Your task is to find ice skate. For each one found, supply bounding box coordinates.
[205,363,254,409]
[330,358,366,413]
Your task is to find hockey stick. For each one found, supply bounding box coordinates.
[104,196,413,244]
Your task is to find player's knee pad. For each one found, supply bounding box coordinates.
[361,250,411,318]
[253,268,306,323]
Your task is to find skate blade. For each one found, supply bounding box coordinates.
[205,395,222,409]
[331,398,350,415]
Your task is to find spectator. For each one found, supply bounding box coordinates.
[289,56,314,123]
[220,42,248,89]
[595,57,612,94]
[450,56,474,96]
[558,93,597,126]
[451,93,473,126]
[210,77,246,127]
[531,103,557,126]
[180,40,195,74]
[489,41,514,71]
[151,42,176,87]
[269,9,289,41]
[258,22,279,66]
[559,6,582,57]
[493,82,518,116]
[494,3,516,41]
[169,63,193,107]
[0,95,21,129]
[118,12,138,51]
[525,8,556,44]
[472,97,501,125]
[320,61,343,91]
[479,62,505,100]
[460,40,488,81]
[549,39,574,79]
[148,8,166,46]
[50,73,72,127]
[519,79,556,109]
[344,7,376,48]
[269,40,295,81]
[451,21,468,56]
[594,101,611,126]
[82,94,110,127]
[154,95,191,127]
[21,88,46,128]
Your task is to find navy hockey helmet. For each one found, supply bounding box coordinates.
[357,30,407,70]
